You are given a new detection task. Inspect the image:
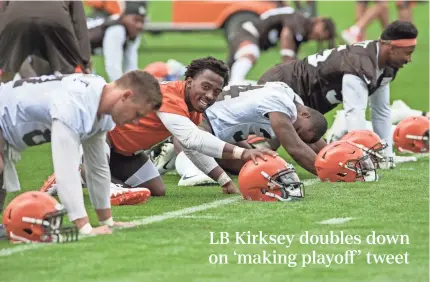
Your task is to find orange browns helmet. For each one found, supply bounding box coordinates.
[393,116,429,153]
[315,140,379,182]
[144,62,169,81]
[340,130,390,167]
[238,156,304,202]
[2,192,78,243]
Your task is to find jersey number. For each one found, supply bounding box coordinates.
[307,41,371,67]
[307,49,334,67]
[23,129,51,146]
[309,41,372,104]
[217,85,264,101]
[233,128,271,142]
[13,75,65,88]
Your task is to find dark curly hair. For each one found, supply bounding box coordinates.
[184,56,230,87]
[381,20,418,40]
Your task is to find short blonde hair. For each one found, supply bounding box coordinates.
[116,70,162,110]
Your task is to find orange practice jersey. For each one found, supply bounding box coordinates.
[108,81,202,156]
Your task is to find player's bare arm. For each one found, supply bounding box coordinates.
[269,111,318,175]
[308,138,327,154]
[280,26,297,62]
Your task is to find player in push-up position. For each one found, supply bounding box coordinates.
[0,71,162,240]
[174,82,328,186]
[258,20,418,168]
[227,6,335,85]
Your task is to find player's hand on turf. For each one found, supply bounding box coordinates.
[222,181,240,194]
[112,221,136,228]
[91,225,112,235]
[241,148,277,165]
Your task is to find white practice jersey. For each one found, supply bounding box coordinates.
[0,74,115,151]
[205,82,300,143]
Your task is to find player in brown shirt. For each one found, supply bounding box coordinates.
[258,20,418,167]
[227,7,335,84]
[87,1,146,81]
[13,1,146,81]
[0,1,91,82]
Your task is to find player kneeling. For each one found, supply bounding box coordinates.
[238,156,304,202]
[315,140,379,182]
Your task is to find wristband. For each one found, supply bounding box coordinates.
[79,223,93,235]
[100,217,114,227]
[280,49,296,58]
[233,146,245,159]
[217,172,232,186]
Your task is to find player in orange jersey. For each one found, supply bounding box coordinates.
[107,57,276,196]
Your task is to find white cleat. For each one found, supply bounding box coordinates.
[390,100,424,124]
[153,142,177,175]
[109,183,151,206]
[394,155,417,164]
[178,173,217,187]
[341,28,360,45]
[110,183,149,194]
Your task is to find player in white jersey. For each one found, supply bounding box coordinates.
[0,70,162,238]
[175,82,327,185]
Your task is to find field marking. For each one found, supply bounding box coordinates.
[130,197,240,226]
[0,197,241,257]
[318,217,355,225]
[115,215,224,220]
[0,178,319,257]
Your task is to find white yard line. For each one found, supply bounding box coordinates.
[178,215,224,219]
[318,217,355,225]
[116,215,224,220]
[130,197,240,226]
[0,179,319,257]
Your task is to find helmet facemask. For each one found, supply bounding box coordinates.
[260,166,305,201]
[340,152,379,182]
[9,204,78,244]
[406,129,429,152]
[355,140,392,169]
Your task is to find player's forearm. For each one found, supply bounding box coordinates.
[51,120,88,225]
[103,26,126,81]
[157,112,226,158]
[280,27,296,61]
[287,146,317,175]
[183,149,232,186]
[221,143,248,160]
[370,84,393,156]
[342,74,369,132]
[308,138,327,154]
[82,132,111,215]
[123,36,141,72]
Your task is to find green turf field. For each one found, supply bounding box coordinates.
[0,1,429,282]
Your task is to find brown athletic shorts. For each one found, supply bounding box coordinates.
[0,17,82,73]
